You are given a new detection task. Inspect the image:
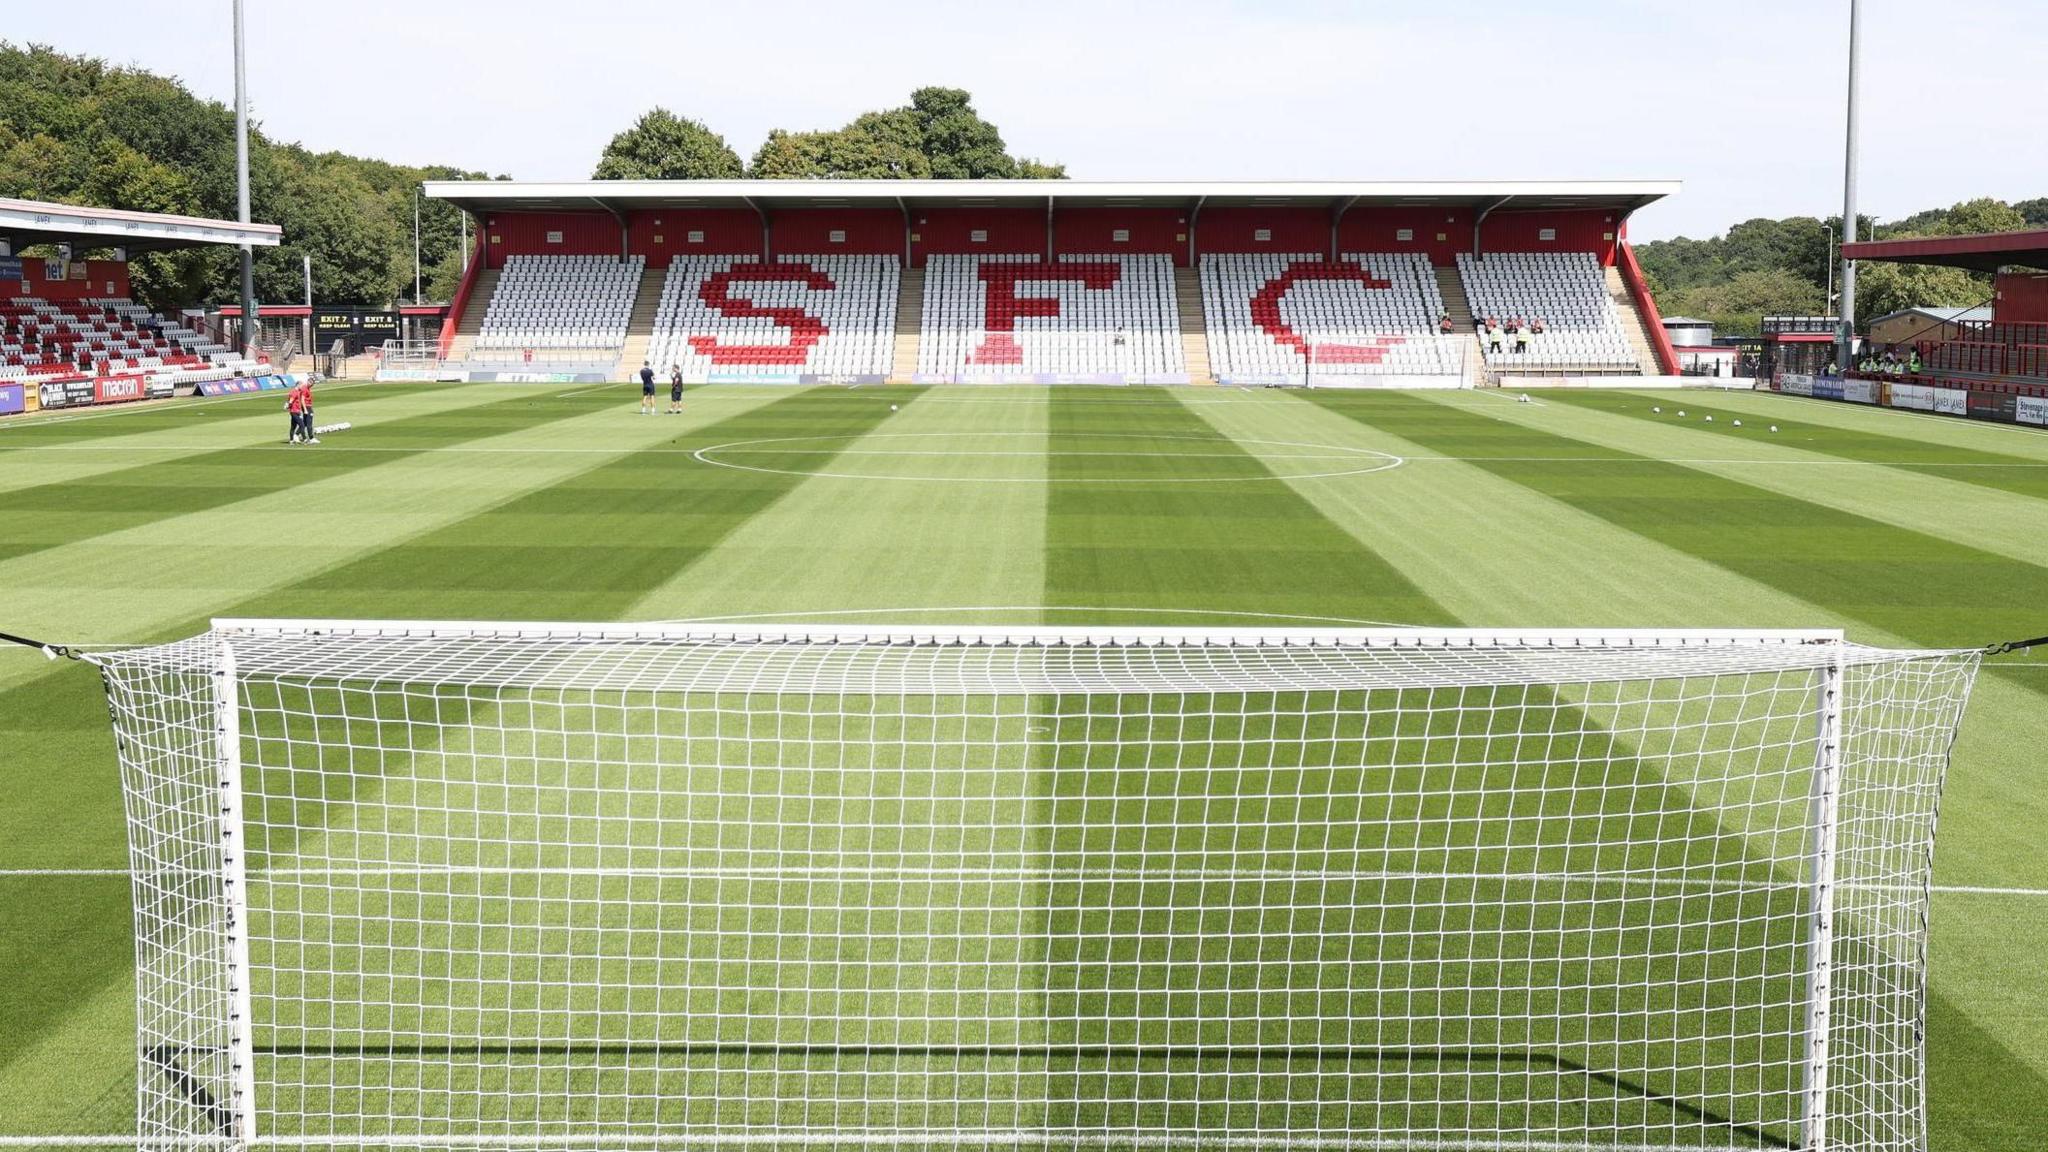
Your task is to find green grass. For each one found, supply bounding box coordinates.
[1,381,2046,1149]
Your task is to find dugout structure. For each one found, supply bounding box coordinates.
[92,622,1978,1151]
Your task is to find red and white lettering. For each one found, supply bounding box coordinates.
[1250,260,1408,364]
[687,263,835,366]
[968,262,1123,365]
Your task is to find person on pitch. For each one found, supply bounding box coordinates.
[667,364,684,414]
[284,382,308,445]
[639,361,657,415]
[298,378,318,444]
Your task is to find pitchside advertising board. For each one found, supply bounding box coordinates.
[37,379,100,409]
[2018,395,2048,427]
[0,383,23,416]
[195,374,301,397]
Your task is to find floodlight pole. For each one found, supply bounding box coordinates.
[413,187,423,305]
[1836,0,1862,371]
[232,0,256,358]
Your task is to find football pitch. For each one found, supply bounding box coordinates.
[1,380,2045,1150]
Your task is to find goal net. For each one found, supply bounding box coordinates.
[90,621,1981,1152]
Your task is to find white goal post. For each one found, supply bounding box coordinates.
[87,621,1983,1152]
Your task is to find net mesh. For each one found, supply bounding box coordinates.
[92,625,1981,1152]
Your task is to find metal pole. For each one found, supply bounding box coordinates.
[303,253,313,358]
[232,0,256,357]
[1824,223,1834,322]
[413,187,423,305]
[460,211,470,273]
[1837,0,1862,371]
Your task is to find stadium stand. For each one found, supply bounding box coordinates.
[916,254,1184,378]
[1456,251,1639,371]
[646,255,898,378]
[0,296,257,388]
[474,254,644,352]
[1200,252,1456,379]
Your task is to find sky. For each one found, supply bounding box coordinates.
[8,0,2047,241]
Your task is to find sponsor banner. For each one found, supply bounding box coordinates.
[798,373,888,386]
[1934,388,1969,417]
[38,379,100,409]
[1889,383,1933,411]
[1811,376,1844,401]
[1967,390,2017,423]
[196,377,292,397]
[374,368,447,383]
[0,256,23,282]
[0,383,23,416]
[94,376,147,405]
[1842,378,1877,405]
[1776,373,1814,397]
[1141,373,1193,387]
[144,378,178,400]
[2017,395,2048,427]
[705,371,801,385]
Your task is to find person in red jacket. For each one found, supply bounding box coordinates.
[285,382,308,445]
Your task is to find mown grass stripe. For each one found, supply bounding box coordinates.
[1041,388,1449,624]
[1549,390,2048,502]
[0,385,584,566]
[1305,391,2048,657]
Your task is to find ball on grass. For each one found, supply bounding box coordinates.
[1732,420,1742,427]
[1677,410,1686,417]
[1705,415,1714,422]
[1652,406,1662,413]
[1770,425,1779,433]
[890,404,898,412]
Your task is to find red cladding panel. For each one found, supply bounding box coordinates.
[1053,208,1186,264]
[630,210,763,260]
[1196,208,1328,255]
[913,209,1044,264]
[483,212,621,267]
[4,258,132,299]
[1996,273,2048,326]
[1480,210,1621,264]
[773,209,902,257]
[1338,208,1472,263]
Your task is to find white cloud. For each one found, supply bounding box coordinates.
[10,0,2045,239]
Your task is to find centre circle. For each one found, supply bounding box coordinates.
[691,431,1405,484]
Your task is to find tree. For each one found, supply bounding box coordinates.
[2016,198,2048,228]
[1854,262,1988,328]
[744,89,1063,180]
[1666,268,1825,338]
[593,108,744,180]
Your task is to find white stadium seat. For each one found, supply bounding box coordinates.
[1200,252,1455,379]
[647,255,897,378]
[1457,251,1639,370]
[916,254,1184,378]
[475,254,643,352]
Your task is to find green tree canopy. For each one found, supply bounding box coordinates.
[592,108,744,180]
[744,89,1063,180]
[0,41,491,312]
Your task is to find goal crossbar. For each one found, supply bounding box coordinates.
[88,621,1981,1152]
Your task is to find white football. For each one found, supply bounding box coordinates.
[890,404,898,412]
[1677,410,1686,416]
[1652,406,1661,413]
[1705,415,1714,422]
[1732,420,1742,427]
[1770,425,1779,432]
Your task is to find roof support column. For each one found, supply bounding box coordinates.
[590,197,629,262]
[1046,197,1055,263]
[895,197,912,268]
[1187,196,1207,268]
[1472,196,1512,259]
[741,197,770,261]
[1331,195,1362,261]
